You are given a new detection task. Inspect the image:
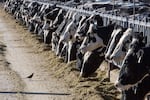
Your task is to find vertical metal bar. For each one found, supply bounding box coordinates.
[113,0,115,14]
[133,0,135,20]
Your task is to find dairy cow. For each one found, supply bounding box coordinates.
[51,12,70,52]
[79,23,115,54]
[110,28,134,68]
[105,25,127,62]
[115,33,148,90]
[27,2,43,32]
[121,75,150,100]
[58,12,82,63]
[104,25,127,78]
[79,22,115,77]
[75,14,103,70]
[43,7,61,44]
[55,11,74,57]
[75,14,103,42]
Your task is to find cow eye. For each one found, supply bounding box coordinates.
[87,32,90,36]
[126,40,130,44]
[89,36,96,42]
[92,37,96,42]
[70,35,72,39]
[130,44,133,48]
[122,46,126,52]
[124,60,128,64]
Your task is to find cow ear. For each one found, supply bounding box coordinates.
[137,50,144,63]
[142,36,147,45]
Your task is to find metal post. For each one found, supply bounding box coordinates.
[113,0,115,14]
[133,0,135,20]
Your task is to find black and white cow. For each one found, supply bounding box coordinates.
[34,4,52,35]
[57,12,82,63]
[66,15,101,64]
[74,14,103,42]
[64,15,87,63]
[57,12,80,44]
[74,15,91,68]
[79,22,114,54]
[55,11,74,57]
[109,28,134,68]
[27,4,55,38]
[30,5,45,34]
[10,0,21,14]
[51,18,67,52]
[13,1,24,22]
[4,0,10,12]
[20,1,32,27]
[79,22,115,77]
[43,7,64,44]
[28,2,41,18]
[41,7,66,42]
[115,32,148,90]
[75,14,103,70]
[121,75,150,100]
[105,25,127,62]
[51,9,66,29]
[104,25,127,79]
[27,2,43,32]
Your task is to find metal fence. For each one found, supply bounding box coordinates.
[31,0,150,45]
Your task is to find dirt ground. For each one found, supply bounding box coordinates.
[0,4,120,100]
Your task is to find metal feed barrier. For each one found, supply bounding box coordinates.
[30,0,150,45]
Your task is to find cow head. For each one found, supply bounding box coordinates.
[75,16,90,41]
[110,28,133,67]
[74,15,88,41]
[79,29,104,54]
[75,14,103,42]
[44,8,60,21]
[105,25,126,62]
[59,13,81,43]
[115,33,148,91]
[79,23,114,54]
[80,51,104,77]
[52,9,66,28]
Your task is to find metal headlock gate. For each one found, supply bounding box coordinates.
[32,0,150,45]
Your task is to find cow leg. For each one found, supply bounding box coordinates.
[67,41,77,63]
[51,33,55,51]
[67,41,72,63]
[107,62,119,81]
[64,44,68,63]
[51,32,59,52]
[43,30,49,44]
[28,22,35,32]
[70,42,77,61]
[107,62,111,82]
[76,51,84,71]
[34,23,39,34]
[58,42,66,58]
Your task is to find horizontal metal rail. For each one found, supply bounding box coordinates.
[27,0,150,32]
[58,5,150,27]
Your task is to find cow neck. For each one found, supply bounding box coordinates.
[95,24,115,45]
